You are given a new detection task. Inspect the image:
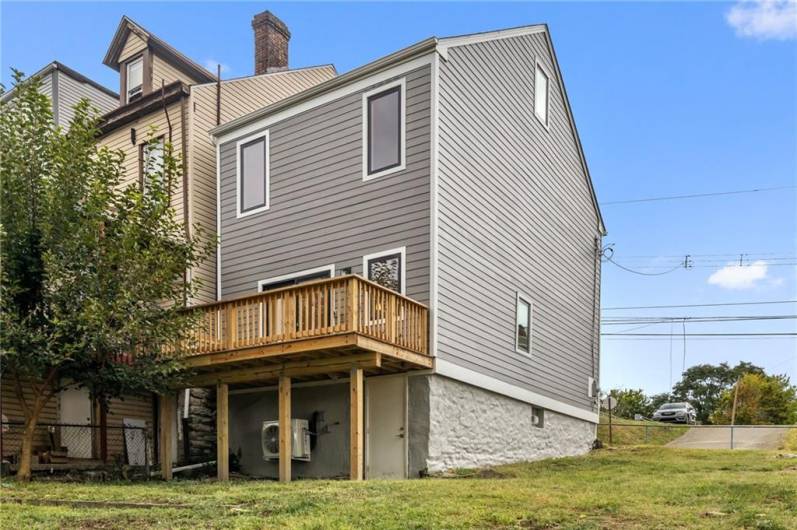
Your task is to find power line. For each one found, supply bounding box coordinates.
[602,300,797,310]
[601,332,797,337]
[604,255,685,276]
[602,315,797,325]
[600,185,796,206]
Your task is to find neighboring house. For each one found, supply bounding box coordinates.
[1,61,122,466]
[93,13,335,464]
[1,12,336,469]
[172,23,604,481]
[0,61,118,128]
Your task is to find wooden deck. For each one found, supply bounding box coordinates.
[178,275,431,387]
[154,276,432,482]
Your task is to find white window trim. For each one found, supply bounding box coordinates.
[126,57,143,104]
[533,58,551,130]
[256,264,335,291]
[515,292,533,355]
[236,130,270,219]
[362,246,406,295]
[362,78,406,182]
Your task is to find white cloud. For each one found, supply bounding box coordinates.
[726,0,797,40]
[707,260,770,289]
[204,59,230,75]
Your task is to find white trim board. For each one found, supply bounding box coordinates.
[215,142,222,300]
[429,51,440,358]
[435,359,599,424]
[213,54,434,146]
[362,247,406,295]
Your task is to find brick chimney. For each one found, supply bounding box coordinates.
[252,11,290,74]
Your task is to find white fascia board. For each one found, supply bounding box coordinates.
[437,24,547,60]
[435,358,599,424]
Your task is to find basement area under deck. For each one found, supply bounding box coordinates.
[158,275,431,481]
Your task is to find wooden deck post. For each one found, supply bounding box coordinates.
[216,383,229,481]
[278,376,291,482]
[158,394,173,480]
[350,367,364,480]
[347,277,359,333]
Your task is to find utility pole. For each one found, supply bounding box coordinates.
[730,377,741,450]
[731,377,741,426]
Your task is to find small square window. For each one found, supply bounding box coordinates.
[236,132,269,217]
[534,63,549,126]
[532,407,545,429]
[363,247,405,294]
[516,293,532,354]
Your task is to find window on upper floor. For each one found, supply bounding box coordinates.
[516,293,532,354]
[534,62,549,127]
[363,247,405,294]
[237,131,269,217]
[126,57,144,104]
[139,136,164,193]
[363,79,405,180]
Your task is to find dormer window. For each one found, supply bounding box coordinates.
[126,57,143,103]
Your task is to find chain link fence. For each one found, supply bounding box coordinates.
[598,421,795,449]
[1,421,152,478]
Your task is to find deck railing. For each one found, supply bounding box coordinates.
[183,275,428,356]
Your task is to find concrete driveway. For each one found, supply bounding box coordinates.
[666,426,790,449]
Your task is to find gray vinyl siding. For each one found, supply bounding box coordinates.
[55,71,117,129]
[436,34,601,411]
[218,65,431,302]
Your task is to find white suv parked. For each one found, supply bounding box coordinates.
[652,402,697,424]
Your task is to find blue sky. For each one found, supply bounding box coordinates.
[2,2,795,395]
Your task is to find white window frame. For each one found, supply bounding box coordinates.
[126,56,143,104]
[236,130,270,219]
[533,58,550,129]
[362,246,406,295]
[515,292,533,355]
[362,78,406,182]
[256,264,335,291]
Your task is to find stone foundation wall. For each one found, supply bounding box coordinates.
[411,375,596,475]
[175,388,216,464]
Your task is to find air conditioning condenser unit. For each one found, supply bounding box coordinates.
[261,419,311,461]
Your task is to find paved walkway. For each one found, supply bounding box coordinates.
[666,426,789,449]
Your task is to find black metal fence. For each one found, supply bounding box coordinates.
[597,421,795,449]
[1,421,152,477]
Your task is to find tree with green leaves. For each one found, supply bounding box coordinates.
[711,373,797,425]
[608,388,652,419]
[0,72,212,481]
[671,362,764,424]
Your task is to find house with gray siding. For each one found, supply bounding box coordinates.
[1,61,118,128]
[170,23,605,481]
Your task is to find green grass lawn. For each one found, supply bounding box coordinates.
[2,447,796,529]
[597,414,688,446]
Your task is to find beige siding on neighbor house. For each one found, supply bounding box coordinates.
[152,54,201,90]
[187,66,336,302]
[105,393,155,461]
[98,101,186,221]
[56,70,117,128]
[1,375,60,458]
[119,32,147,64]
